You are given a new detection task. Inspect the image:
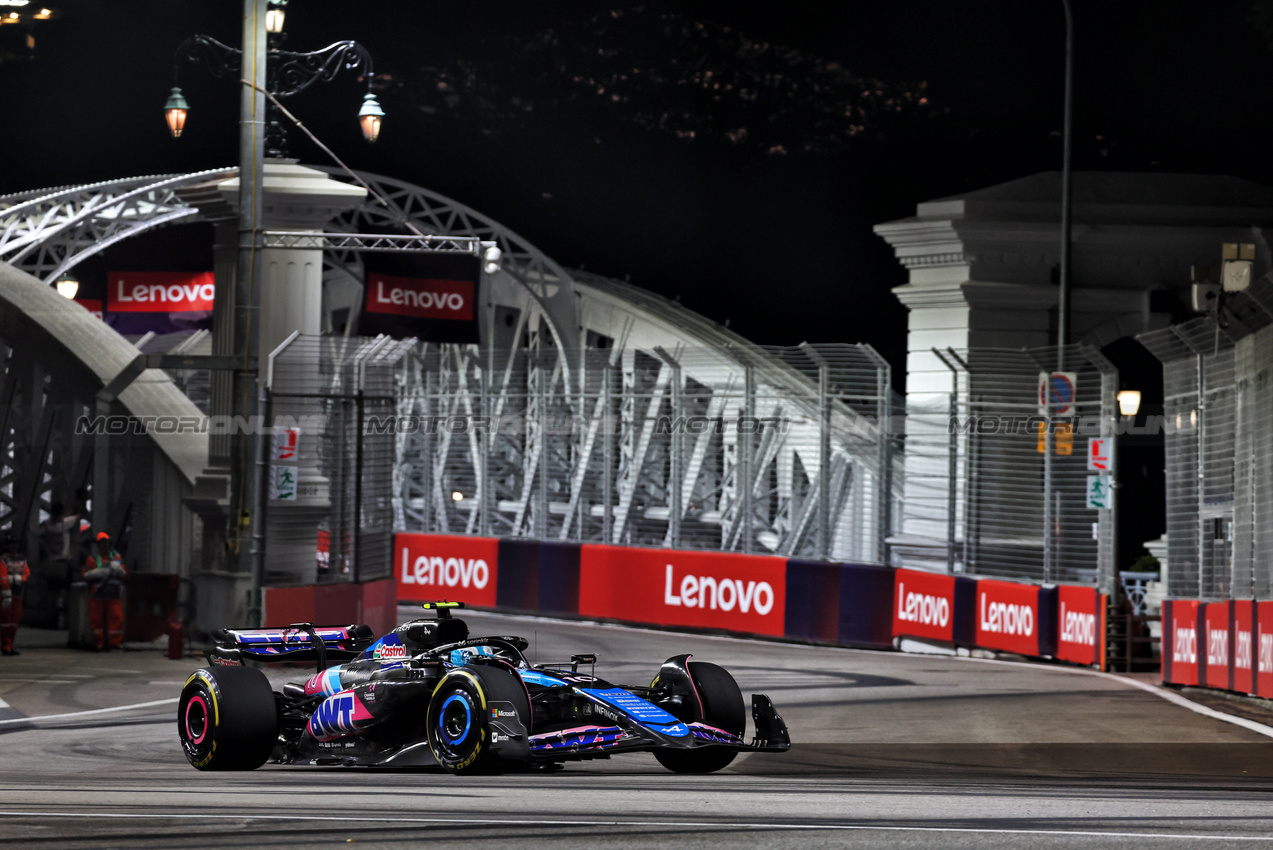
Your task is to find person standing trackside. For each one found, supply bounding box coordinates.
[83,532,126,651]
[1,536,30,656]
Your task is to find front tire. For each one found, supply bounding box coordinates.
[653,661,745,774]
[426,664,529,774]
[178,666,279,771]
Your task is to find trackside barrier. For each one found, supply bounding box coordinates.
[1162,598,1273,699]
[891,569,1105,667]
[392,533,894,647]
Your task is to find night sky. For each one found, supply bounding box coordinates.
[2,0,1271,380]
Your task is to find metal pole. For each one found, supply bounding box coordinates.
[232,0,267,572]
[654,347,682,549]
[480,347,491,538]
[602,365,613,545]
[250,329,299,626]
[933,349,959,574]
[1197,352,1206,599]
[423,366,433,533]
[354,389,364,583]
[742,365,755,555]
[537,354,548,540]
[1057,0,1074,374]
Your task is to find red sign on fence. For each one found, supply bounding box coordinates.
[1163,600,1201,686]
[975,579,1040,656]
[1257,602,1273,699]
[578,546,786,636]
[1056,585,1101,666]
[891,569,956,643]
[1234,601,1255,695]
[395,533,499,607]
[1204,602,1233,691]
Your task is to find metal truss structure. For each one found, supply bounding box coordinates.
[0,166,899,566]
[0,170,236,283]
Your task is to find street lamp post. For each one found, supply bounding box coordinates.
[166,1,383,623]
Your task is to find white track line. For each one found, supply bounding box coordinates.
[439,606,1273,739]
[0,810,1267,842]
[0,697,175,727]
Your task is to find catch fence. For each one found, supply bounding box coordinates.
[1139,274,1273,601]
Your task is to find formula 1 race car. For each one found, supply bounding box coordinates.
[178,602,790,774]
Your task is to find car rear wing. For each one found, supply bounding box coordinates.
[206,622,375,671]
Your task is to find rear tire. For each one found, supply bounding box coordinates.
[426,664,529,774]
[178,666,279,771]
[653,661,745,774]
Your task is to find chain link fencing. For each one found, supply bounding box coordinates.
[1139,273,1273,601]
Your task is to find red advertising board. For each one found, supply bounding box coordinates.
[74,298,103,319]
[1056,585,1101,666]
[395,533,499,607]
[1204,602,1232,691]
[892,569,956,643]
[578,545,786,637]
[107,271,215,312]
[364,273,474,321]
[1164,600,1201,686]
[974,579,1041,656]
[1233,601,1255,695]
[1258,602,1273,699]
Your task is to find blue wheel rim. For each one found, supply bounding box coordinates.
[439,693,472,745]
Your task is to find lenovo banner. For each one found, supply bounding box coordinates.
[974,579,1041,657]
[395,533,499,608]
[1258,602,1273,699]
[1204,601,1233,691]
[1234,600,1255,695]
[1162,600,1202,686]
[578,545,786,636]
[1056,585,1102,666]
[108,271,215,312]
[892,569,956,643]
[359,253,481,343]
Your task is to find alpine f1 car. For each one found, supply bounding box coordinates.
[178,602,790,774]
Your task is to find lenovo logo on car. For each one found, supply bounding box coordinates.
[374,281,466,312]
[400,550,490,589]
[1059,601,1096,646]
[1207,628,1229,668]
[895,582,949,627]
[979,595,1034,636]
[1173,626,1198,664]
[662,564,774,616]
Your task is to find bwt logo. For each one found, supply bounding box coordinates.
[1235,630,1253,671]
[895,582,949,628]
[308,693,356,740]
[1207,628,1230,668]
[1059,602,1096,647]
[663,565,774,616]
[979,595,1034,637]
[1259,633,1273,674]
[400,550,490,589]
[1173,627,1197,664]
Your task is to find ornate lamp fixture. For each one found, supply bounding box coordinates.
[166,28,381,156]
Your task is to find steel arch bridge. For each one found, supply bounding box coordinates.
[0,167,895,564]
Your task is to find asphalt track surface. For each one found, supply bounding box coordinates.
[4,609,1273,849]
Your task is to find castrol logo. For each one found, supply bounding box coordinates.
[896,582,949,627]
[979,594,1034,636]
[400,549,489,589]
